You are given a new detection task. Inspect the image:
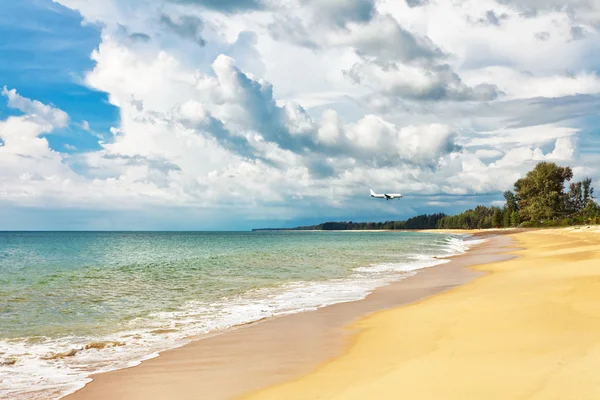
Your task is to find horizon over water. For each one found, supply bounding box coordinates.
[0,231,481,399]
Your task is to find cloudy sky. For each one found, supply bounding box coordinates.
[1,0,600,230]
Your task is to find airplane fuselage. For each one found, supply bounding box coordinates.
[370,190,403,200]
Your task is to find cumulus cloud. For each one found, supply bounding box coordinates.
[173,55,461,172]
[344,119,460,166]
[0,91,80,207]
[345,61,501,102]
[2,87,69,128]
[4,0,598,225]
[338,14,444,63]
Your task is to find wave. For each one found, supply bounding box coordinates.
[0,234,475,400]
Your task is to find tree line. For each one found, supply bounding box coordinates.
[255,213,446,231]
[439,162,600,229]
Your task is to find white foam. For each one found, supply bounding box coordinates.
[464,238,488,248]
[1,234,474,400]
[354,257,449,274]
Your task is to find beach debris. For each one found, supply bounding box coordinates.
[85,341,125,350]
[41,348,80,360]
[150,329,179,335]
[1,358,17,366]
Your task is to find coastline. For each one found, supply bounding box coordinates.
[246,227,600,400]
[63,232,512,400]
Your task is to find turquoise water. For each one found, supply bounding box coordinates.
[0,231,470,399]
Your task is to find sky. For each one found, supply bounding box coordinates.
[1,0,600,230]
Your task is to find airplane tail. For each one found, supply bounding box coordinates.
[370,189,376,196]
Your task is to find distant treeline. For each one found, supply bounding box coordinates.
[254,162,600,232]
[254,213,446,231]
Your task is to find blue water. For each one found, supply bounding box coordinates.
[0,231,469,399]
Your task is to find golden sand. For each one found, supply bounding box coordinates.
[246,227,600,400]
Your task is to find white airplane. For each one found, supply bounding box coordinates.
[370,189,403,200]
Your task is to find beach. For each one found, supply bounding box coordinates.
[62,227,600,400]
[14,227,600,399]
[246,227,600,400]
[0,231,484,399]
[62,232,512,400]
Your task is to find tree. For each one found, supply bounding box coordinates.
[510,211,521,227]
[583,178,594,204]
[492,208,502,228]
[583,201,600,218]
[514,162,573,222]
[502,190,518,227]
[567,177,595,215]
[504,190,518,212]
[502,208,511,227]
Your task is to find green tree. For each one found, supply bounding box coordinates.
[583,178,594,204]
[510,211,520,227]
[567,177,595,215]
[504,190,518,212]
[583,201,600,219]
[514,162,573,222]
[492,208,502,228]
[502,209,511,227]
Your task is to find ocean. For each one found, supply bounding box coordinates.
[0,231,478,399]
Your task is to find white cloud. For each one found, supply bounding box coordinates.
[345,60,499,102]
[468,125,579,148]
[333,13,442,63]
[2,0,598,225]
[463,67,600,99]
[548,136,577,161]
[2,87,69,128]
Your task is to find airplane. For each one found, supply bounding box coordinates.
[370,189,403,200]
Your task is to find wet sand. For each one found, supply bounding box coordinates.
[65,233,514,400]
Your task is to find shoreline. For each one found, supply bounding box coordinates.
[63,232,513,400]
[246,227,600,399]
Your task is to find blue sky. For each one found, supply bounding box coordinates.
[0,0,118,153]
[1,0,600,230]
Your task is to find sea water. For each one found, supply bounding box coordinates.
[0,231,477,399]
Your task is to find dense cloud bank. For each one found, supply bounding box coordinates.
[1,0,599,227]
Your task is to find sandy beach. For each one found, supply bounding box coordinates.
[247,227,600,400]
[64,233,512,400]
[63,227,600,400]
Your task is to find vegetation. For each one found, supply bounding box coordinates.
[254,162,600,232]
[438,206,501,230]
[253,213,446,231]
[439,162,600,229]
